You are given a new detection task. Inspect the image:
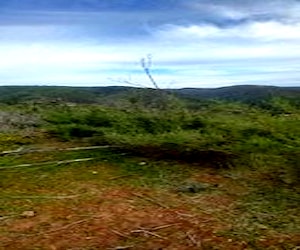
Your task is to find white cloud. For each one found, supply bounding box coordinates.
[1,31,300,87]
[1,4,300,88]
[186,0,300,22]
[241,21,300,40]
[156,21,300,42]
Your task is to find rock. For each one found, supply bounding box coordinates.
[176,182,210,193]
[21,210,36,218]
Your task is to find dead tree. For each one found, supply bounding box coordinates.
[140,54,160,90]
[139,54,175,110]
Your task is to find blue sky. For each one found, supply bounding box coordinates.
[0,0,300,88]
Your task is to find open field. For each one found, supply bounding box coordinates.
[0,92,299,249]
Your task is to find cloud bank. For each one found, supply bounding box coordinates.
[0,0,299,88]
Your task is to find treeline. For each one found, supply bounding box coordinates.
[0,85,299,107]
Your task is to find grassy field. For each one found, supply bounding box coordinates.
[0,96,299,249]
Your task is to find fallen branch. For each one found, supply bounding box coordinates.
[1,194,83,199]
[41,218,92,235]
[132,193,170,209]
[148,223,179,231]
[0,145,115,156]
[111,224,177,241]
[186,232,202,248]
[110,229,131,239]
[109,174,137,180]
[0,214,19,221]
[111,246,134,250]
[131,229,167,240]
[21,215,102,237]
[0,158,94,170]
[175,211,195,218]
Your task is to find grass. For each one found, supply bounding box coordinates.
[0,97,299,249]
[1,148,299,249]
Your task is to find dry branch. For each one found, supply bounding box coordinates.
[141,54,160,90]
[112,246,134,250]
[33,218,92,236]
[0,145,115,156]
[186,232,202,248]
[109,174,137,180]
[148,223,179,231]
[0,214,19,221]
[20,215,102,237]
[0,158,94,170]
[1,194,83,199]
[131,229,167,240]
[132,192,170,209]
[110,229,131,239]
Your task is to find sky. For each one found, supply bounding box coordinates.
[0,0,300,88]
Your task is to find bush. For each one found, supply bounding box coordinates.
[182,117,206,130]
[84,110,113,127]
[133,114,177,134]
[40,98,299,182]
[49,124,99,140]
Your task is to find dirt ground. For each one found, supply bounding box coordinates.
[0,141,299,250]
[1,182,299,249]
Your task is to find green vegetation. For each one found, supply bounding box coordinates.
[1,85,300,105]
[0,86,299,249]
[39,95,299,186]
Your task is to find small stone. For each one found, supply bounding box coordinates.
[21,211,36,217]
[92,171,98,174]
[257,224,268,230]
[176,182,210,193]
[138,162,147,166]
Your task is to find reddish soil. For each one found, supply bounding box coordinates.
[1,185,298,250]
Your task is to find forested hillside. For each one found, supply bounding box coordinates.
[0,85,299,106]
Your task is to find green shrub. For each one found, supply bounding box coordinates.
[133,114,176,134]
[39,98,299,183]
[84,110,113,127]
[49,124,99,140]
[182,117,206,130]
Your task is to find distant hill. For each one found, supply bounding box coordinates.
[0,85,299,105]
[171,85,300,103]
[0,86,133,105]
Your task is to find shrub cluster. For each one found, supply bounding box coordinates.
[43,98,300,185]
